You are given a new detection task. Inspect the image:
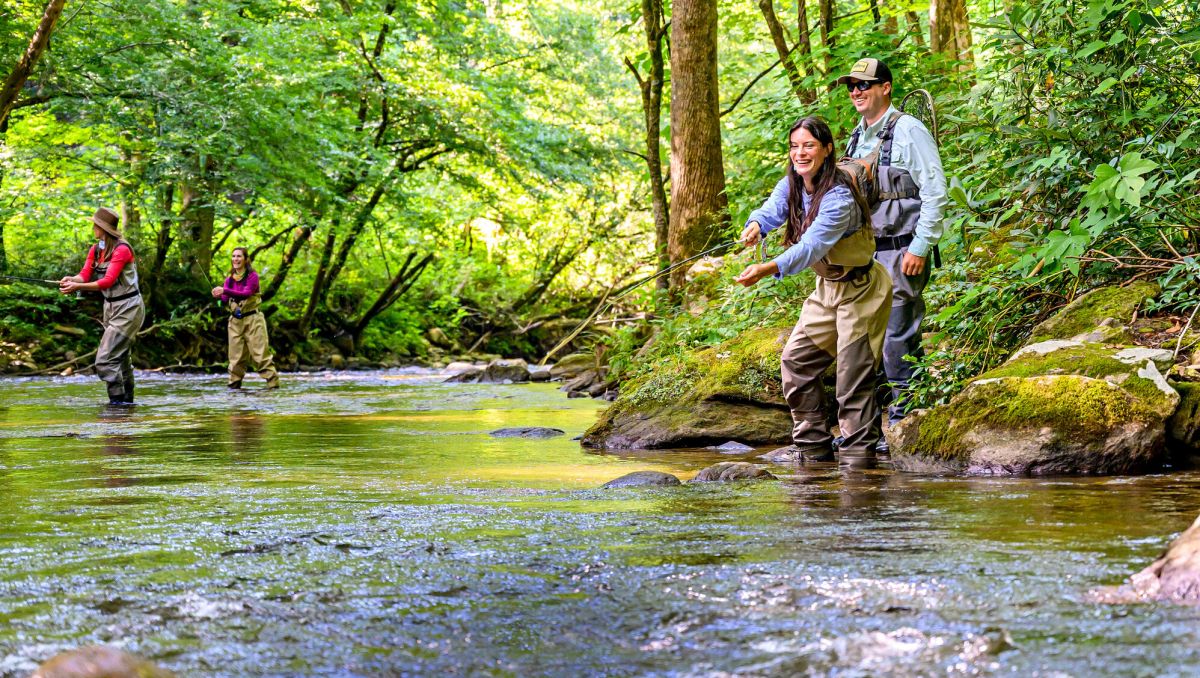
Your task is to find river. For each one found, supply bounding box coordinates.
[1,371,1199,676]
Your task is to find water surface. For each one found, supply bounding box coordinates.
[2,371,1199,676]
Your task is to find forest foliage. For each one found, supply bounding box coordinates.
[0,0,1196,398]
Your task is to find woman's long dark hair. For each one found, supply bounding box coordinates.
[783,116,870,247]
[228,246,256,278]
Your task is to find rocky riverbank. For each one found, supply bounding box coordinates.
[581,281,1200,473]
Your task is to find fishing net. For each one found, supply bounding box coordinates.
[900,89,938,147]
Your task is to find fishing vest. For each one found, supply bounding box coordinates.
[225,272,261,317]
[847,112,922,240]
[800,190,875,282]
[91,240,140,302]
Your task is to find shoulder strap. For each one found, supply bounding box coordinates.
[878,112,905,167]
[846,126,863,158]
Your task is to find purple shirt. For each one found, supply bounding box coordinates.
[221,271,260,302]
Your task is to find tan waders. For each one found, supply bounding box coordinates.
[92,240,145,404]
[780,227,893,465]
[226,290,278,389]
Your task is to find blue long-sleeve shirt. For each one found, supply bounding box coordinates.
[745,178,860,277]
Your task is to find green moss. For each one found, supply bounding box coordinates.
[1168,382,1200,448]
[913,375,1160,462]
[1030,281,1159,342]
[616,325,789,408]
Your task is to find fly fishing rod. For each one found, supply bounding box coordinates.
[0,274,60,287]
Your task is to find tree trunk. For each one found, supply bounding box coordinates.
[668,0,729,289]
[757,0,805,101]
[177,156,218,284]
[635,0,671,292]
[0,0,66,129]
[351,251,434,345]
[818,0,834,73]
[930,0,973,69]
[795,0,815,95]
[868,0,881,24]
[906,11,925,47]
[881,0,899,36]
[262,221,316,303]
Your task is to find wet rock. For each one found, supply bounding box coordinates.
[586,380,611,398]
[708,441,755,453]
[1092,512,1200,605]
[890,286,1180,476]
[1168,382,1200,452]
[550,353,598,380]
[759,446,799,463]
[327,354,346,369]
[489,427,565,439]
[427,327,457,350]
[32,646,174,678]
[529,366,552,382]
[482,358,530,384]
[601,470,682,488]
[566,390,589,399]
[689,462,776,482]
[443,361,481,377]
[561,369,601,393]
[443,366,484,383]
[582,326,793,450]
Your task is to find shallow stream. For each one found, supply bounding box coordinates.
[2,371,1199,676]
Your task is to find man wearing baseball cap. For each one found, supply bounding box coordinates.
[837,57,947,444]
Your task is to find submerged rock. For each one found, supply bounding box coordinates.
[1091,512,1200,605]
[708,441,756,453]
[489,427,565,439]
[689,462,776,482]
[33,646,174,678]
[582,326,793,449]
[443,366,484,383]
[890,285,1179,476]
[601,471,682,488]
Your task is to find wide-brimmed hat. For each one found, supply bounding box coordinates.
[834,58,893,86]
[93,207,120,237]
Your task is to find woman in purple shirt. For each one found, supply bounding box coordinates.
[210,247,279,389]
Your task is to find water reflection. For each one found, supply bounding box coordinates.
[0,374,1198,676]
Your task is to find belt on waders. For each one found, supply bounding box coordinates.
[875,233,941,268]
[231,309,258,319]
[823,263,874,284]
[104,289,141,303]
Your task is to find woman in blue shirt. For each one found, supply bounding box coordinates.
[735,116,893,467]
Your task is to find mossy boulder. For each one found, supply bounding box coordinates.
[1029,281,1159,343]
[1167,382,1200,452]
[890,336,1180,476]
[581,326,792,449]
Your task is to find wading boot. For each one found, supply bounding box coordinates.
[838,450,877,471]
[799,445,835,463]
[123,380,135,405]
[228,381,242,389]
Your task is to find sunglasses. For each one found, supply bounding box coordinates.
[845,81,875,93]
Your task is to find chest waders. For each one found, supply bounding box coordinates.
[848,112,934,427]
[225,278,278,389]
[92,241,146,404]
[776,210,893,467]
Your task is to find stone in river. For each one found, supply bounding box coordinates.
[489,427,565,439]
[1091,511,1200,605]
[33,646,174,678]
[707,441,755,453]
[601,471,682,488]
[689,462,776,482]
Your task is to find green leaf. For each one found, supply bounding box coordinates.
[1093,77,1119,94]
[1077,40,1107,58]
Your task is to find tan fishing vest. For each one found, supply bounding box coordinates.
[226,272,262,316]
[91,239,140,301]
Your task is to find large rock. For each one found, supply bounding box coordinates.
[1091,512,1200,605]
[890,285,1180,476]
[1029,281,1159,343]
[581,326,793,449]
